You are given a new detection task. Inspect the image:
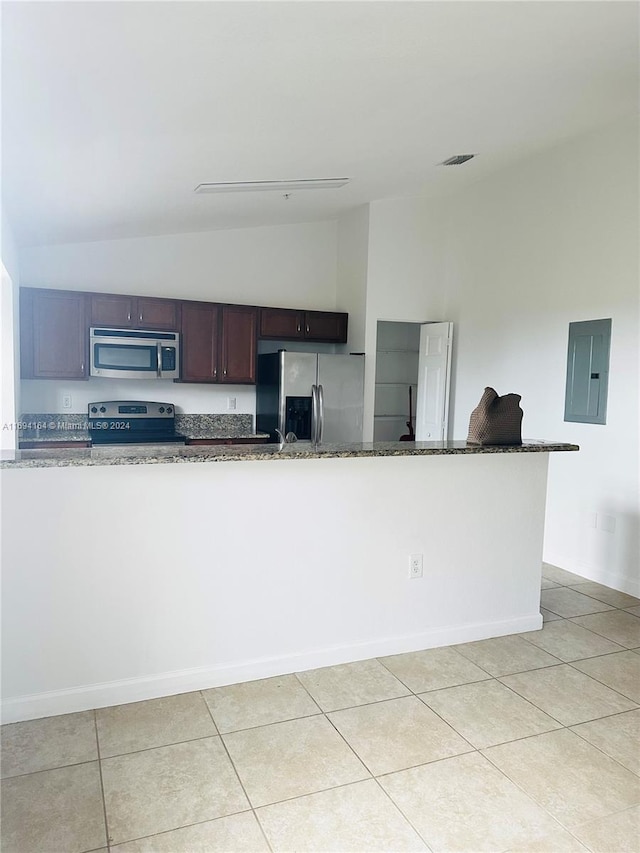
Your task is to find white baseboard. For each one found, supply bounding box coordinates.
[576,564,640,598]
[1,613,541,723]
[544,551,640,598]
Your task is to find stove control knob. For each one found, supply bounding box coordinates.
[90,406,98,414]
[99,406,106,413]
[167,407,173,414]
[159,406,165,413]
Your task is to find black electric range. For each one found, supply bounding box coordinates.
[88,401,187,445]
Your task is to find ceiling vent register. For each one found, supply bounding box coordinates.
[440,155,476,166]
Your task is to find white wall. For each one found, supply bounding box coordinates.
[440,118,639,595]
[20,378,256,418]
[1,451,548,721]
[18,220,338,414]
[1,209,21,449]
[336,204,369,352]
[19,220,338,306]
[362,198,447,440]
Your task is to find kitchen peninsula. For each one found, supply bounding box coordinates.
[1,440,577,722]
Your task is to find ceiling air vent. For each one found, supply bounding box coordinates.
[440,155,475,166]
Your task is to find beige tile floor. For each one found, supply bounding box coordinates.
[2,563,640,853]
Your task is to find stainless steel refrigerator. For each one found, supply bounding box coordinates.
[256,352,365,444]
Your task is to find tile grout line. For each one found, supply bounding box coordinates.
[4,570,637,851]
[478,743,595,849]
[198,690,275,853]
[566,615,640,648]
[370,773,436,851]
[563,585,640,609]
[375,651,495,691]
[93,708,112,852]
[448,677,567,734]
[568,716,640,779]
[291,671,324,714]
[1,757,102,782]
[449,633,566,673]
[563,660,640,707]
[102,810,257,851]
[518,611,631,660]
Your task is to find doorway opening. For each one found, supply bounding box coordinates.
[373,321,421,441]
[374,320,454,442]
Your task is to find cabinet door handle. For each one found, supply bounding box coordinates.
[297,322,301,333]
[139,313,143,322]
[214,368,217,378]
[127,312,131,321]
[306,324,310,334]
[80,362,84,372]
[223,368,227,377]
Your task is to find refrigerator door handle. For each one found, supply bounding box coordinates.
[311,384,318,444]
[317,384,324,444]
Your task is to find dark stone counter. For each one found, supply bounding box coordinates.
[1,440,579,469]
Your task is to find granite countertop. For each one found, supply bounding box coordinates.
[0,440,579,469]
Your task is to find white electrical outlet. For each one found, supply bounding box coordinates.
[409,553,423,578]
[62,394,72,409]
[227,397,237,411]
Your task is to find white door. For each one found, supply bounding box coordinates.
[415,322,453,441]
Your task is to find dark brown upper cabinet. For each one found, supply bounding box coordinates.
[260,307,304,340]
[304,310,348,343]
[91,294,179,330]
[20,288,88,380]
[220,305,257,384]
[180,301,220,383]
[180,302,257,384]
[90,294,135,328]
[20,285,347,385]
[259,307,347,343]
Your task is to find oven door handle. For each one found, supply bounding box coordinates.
[156,342,162,377]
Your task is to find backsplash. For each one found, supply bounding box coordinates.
[19,413,88,440]
[175,414,253,438]
[19,413,257,441]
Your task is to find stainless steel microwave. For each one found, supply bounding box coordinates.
[90,328,180,380]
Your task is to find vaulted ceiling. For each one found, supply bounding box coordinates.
[2,1,638,247]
